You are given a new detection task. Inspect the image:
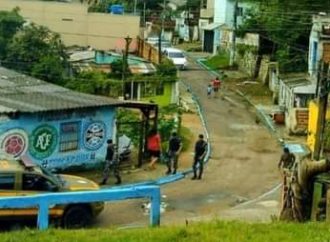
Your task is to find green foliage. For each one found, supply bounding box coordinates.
[116,105,182,147]
[202,51,230,70]
[158,116,177,144]
[238,0,330,73]
[108,58,132,80]
[236,44,258,56]
[323,121,330,151]
[157,59,177,77]
[116,108,141,146]
[6,221,330,241]
[177,0,201,10]
[31,55,64,84]
[0,8,24,59]
[275,48,307,73]
[4,24,67,83]
[179,126,193,152]
[108,59,124,79]
[64,70,122,97]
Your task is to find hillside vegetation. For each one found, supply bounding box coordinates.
[2,221,330,242]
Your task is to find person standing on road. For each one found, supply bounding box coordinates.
[207,84,212,98]
[147,129,162,170]
[192,134,208,180]
[166,132,182,175]
[212,77,221,98]
[100,139,122,185]
[278,147,296,171]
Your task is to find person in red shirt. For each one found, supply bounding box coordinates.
[147,129,162,170]
[211,77,221,98]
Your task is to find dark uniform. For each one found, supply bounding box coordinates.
[278,148,295,170]
[100,142,121,185]
[166,134,182,175]
[192,136,208,180]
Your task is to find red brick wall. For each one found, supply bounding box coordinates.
[137,37,161,64]
[324,43,330,63]
[296,109,309,129]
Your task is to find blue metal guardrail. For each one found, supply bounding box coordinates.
[0,185,160,230]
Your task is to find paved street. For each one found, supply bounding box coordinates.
[94,53,282,228]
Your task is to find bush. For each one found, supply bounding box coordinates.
[202,51,230,70]
[157,59,177,77]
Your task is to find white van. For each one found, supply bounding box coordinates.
[163,48,188,70]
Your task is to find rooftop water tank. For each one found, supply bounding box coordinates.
[108,4,124,15]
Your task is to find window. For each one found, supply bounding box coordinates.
[156,83,164,95]
[60,122,80,152]
[22,174,56,191]
[168,52,184,58]
[201,0,207,8]
[237,7,243,17]
[141,82,155,98]
[0,174,15,189]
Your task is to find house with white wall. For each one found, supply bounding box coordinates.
[308,14,330,80]
[199,0,253,53]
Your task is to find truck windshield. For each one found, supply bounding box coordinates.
[169,52,184,58]
[40,166,63,186]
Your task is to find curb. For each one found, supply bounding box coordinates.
[234,89,284,146]
[195,58,220,77]
[180,81,212,167]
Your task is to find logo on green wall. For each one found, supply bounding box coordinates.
[29,125,58,159]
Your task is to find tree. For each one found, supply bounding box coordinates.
[238,0,330,72]
[4,24,67,83]
[0,8,24,59]
[109,59,125,79]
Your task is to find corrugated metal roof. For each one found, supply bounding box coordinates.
[0,67,123,113]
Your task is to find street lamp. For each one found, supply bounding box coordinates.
[122,35,133,99]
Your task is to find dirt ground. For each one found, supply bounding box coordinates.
[92,53,282,228]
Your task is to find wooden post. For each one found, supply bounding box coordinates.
[313,62,329,160]
[158,31,162,64]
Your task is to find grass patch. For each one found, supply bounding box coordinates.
[238,83,272,97]
[174,42,202,52]
[180,125,194,152]
[3,221,330,242]
[201,52,230,70]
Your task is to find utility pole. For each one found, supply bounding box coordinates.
[134,0,137,15]
[313,61,330,160]
[161,0,166,38]
[230,0,238,66]
[158,30,162,64]
[122,36,132,99]
[158,0,166,64]
[143,0,146,27]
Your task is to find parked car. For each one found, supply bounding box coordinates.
[0,155,104,228]
[163,48,188,70]
[147,37,171,49]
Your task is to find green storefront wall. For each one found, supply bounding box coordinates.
[141,82,173,107]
